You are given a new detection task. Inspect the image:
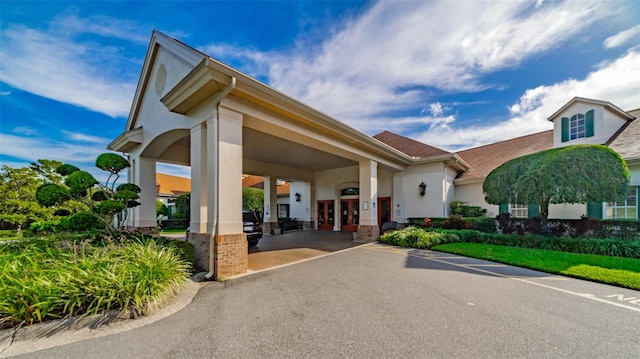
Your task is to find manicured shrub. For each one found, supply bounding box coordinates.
[467,217,497,233]
[68,211,100,231]
[442,215,473,230]
[379,227,458,249]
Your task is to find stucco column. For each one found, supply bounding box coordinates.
[128,156,157,231]
[263,176,279,233]
[214,107,246,278]
[190,122,208,234]
[393,171,407,227]
[357,159,379,241]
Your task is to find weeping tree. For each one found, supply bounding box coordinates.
[483,145,629,221]
[35,153,141,235]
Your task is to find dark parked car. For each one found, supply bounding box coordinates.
[243,211,263,247]
[186,211,262,247]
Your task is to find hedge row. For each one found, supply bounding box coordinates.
[407,216,640,240]
[380,226,640,259]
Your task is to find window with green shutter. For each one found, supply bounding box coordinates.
[561,117,569,142]
[585,109,594,137]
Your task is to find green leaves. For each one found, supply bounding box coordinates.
[484,145,630,219]
[96,153,130,174]
[36,183,71,207]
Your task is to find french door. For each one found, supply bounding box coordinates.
[340,199,359,232]
[317,200,335,230]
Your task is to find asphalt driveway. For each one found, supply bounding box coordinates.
[5,243,640,358]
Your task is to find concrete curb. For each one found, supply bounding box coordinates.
[0,279,205,358]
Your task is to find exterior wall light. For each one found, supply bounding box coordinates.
[419,182,426,197]
[295,192,301,202]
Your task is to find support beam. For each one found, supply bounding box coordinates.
[263,176,279,234]
[357,160,380,241]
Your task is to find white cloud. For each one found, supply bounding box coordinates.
[415,50,640,150]
[0,16,141,118]
[258,0,617,121]
[61,131,112,144]
[603,25,640,49]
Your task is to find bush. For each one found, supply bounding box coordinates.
[160,219,189,230]
[28,220,61,234]
[467,217,497,233]
[68,211,100,231]
[379,227,458,249]
[442,215,473,230]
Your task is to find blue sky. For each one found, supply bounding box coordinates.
[1,0,639,180]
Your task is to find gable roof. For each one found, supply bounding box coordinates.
[125,30,207,132]
[373,131,450,158]
[609,108,640,161]
[455,130,553,184]
[548,97,635,122]
[156,173,191,196]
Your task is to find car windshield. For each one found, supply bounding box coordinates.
[243,212,259,222]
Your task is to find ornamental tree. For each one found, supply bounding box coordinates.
[35,153,141,234]
[0,165,53,232]
[483,145,629,220]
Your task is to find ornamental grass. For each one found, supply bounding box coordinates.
[0,238,190,329]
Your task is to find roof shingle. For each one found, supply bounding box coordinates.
[373,131,450,158]
[455,130,553,182]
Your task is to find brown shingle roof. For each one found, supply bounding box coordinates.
[373,131,450,158]
[455,130,553,183]
[609,109,640,160]
[156,173,191,196]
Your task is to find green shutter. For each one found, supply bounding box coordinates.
[499,204,508,214]
[587,202,603,219]
[585,110,594,137]
[167,206,172,219]
[561,117,569,142]
[528,204,539,218]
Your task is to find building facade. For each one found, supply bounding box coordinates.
[109,31,638,277]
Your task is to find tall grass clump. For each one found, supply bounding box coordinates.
[0,238,190,329]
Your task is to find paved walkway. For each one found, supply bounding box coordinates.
[248,230,361,271]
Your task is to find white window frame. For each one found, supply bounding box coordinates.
[570,113,586,140]
[605,187,637,219]
[509,203,528,218]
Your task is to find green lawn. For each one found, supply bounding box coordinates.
[160,228,188,234]
[432,243,640,290]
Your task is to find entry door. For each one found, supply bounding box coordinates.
[378,197,391,228]
[317,200,334,230]
[340,199,359,232]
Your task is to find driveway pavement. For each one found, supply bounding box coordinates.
[3,243,639,358]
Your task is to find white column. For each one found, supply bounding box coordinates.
[190,122,208,233]
[359,160,378,226]
[263,176,278,223]
[216,107,243,235]
[132,156,157,228]
[393,171,407,224]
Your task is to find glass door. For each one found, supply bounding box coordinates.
[378,197,391,228]
[317,200,334,230]
[340,199,359,232]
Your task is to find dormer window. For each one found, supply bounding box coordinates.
[570,114,585,140]
[561,109,594,142]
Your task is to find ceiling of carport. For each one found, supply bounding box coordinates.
[243,127,356,172]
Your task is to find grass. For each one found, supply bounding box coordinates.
[0,238,191,329]
[160,228,188,234]
[432,243,640,290]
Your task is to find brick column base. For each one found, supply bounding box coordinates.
[263,222,279,234]
[215,233,248,279]
[302,221,314,230]
[356,225,380,242]
[187,232,248,278]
